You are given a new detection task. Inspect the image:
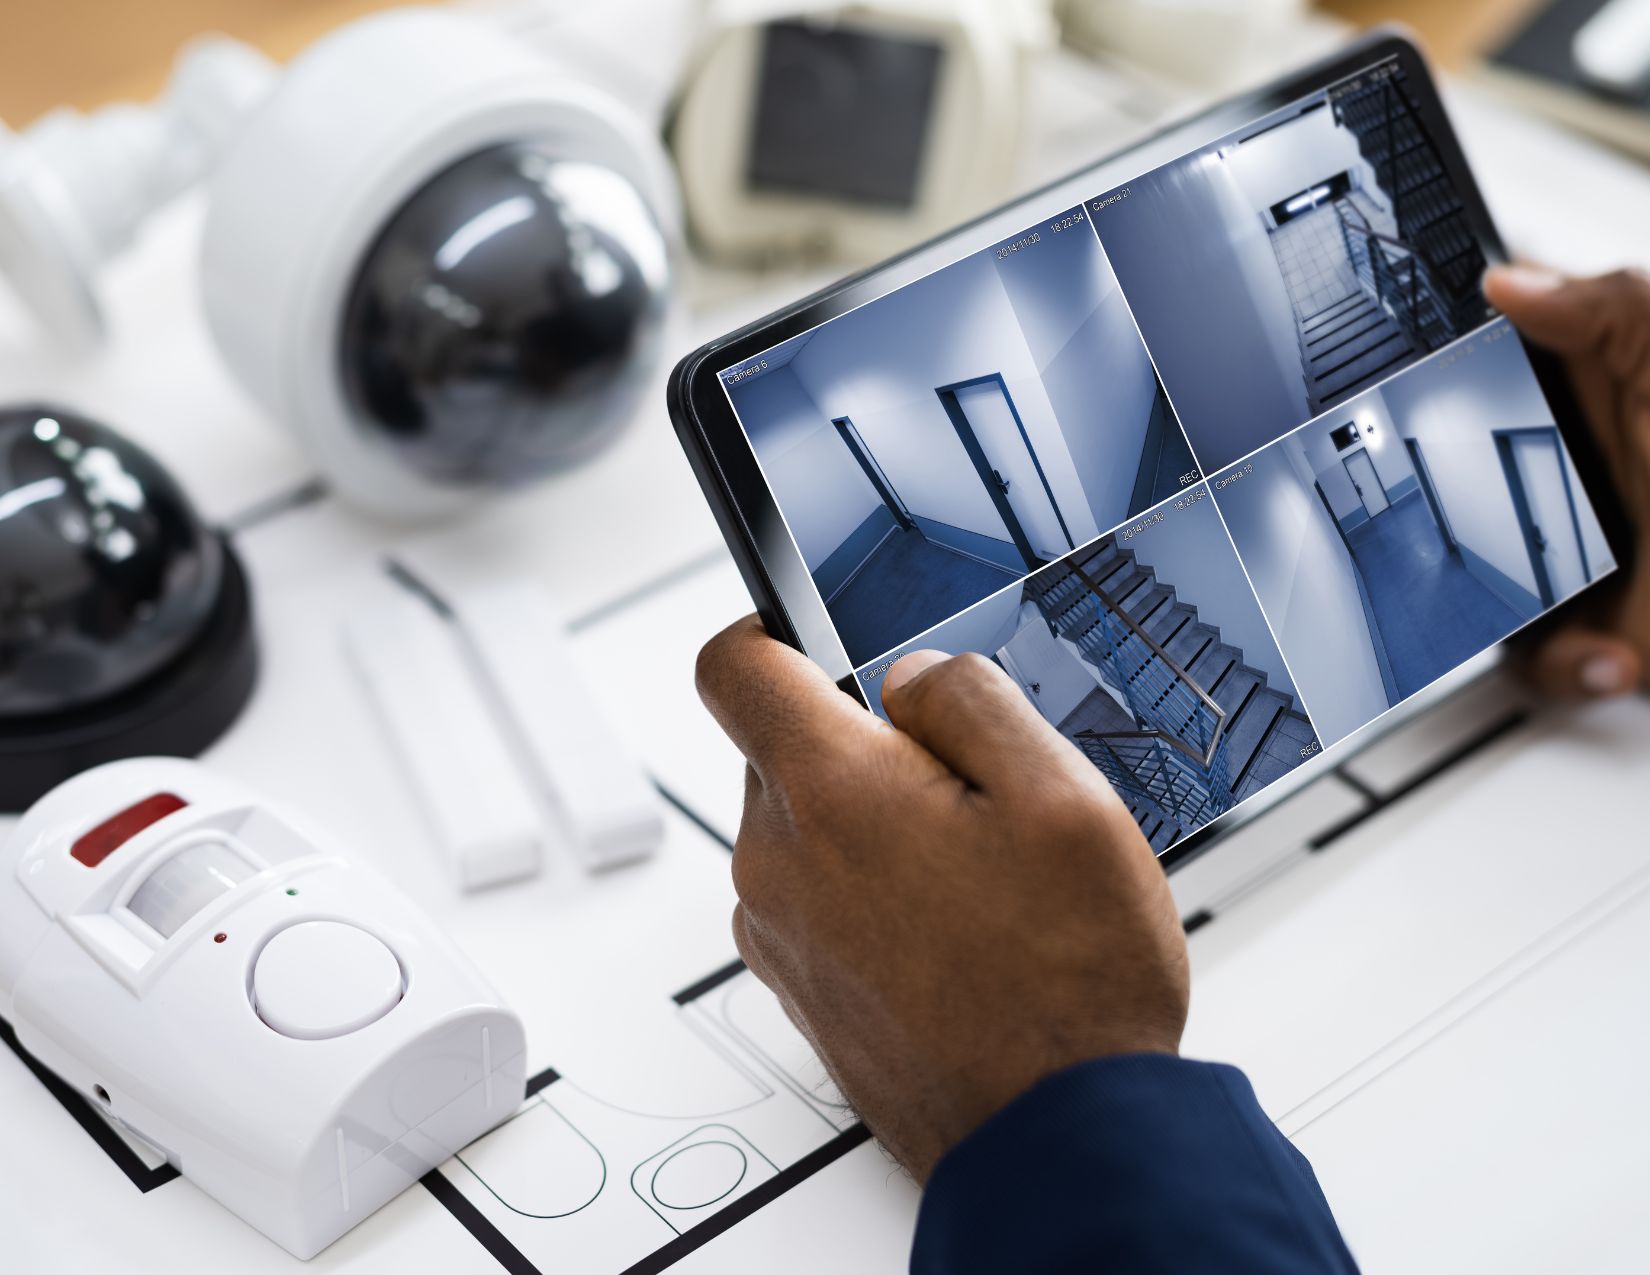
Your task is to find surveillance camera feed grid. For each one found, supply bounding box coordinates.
[716,53,1614,854]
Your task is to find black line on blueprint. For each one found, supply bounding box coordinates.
[1181,909,1215,935]
[672,959,747,1006]
[1308,710,1531,852]
[425,1117,873,1275]
[629,1125,781,1238]
[1332,767,1381,805]
[423,1168,542,1275]
[565,546,730,634]
[455,1095,608,1221]
[0,1015,180,1193]
[615,1125,873,1275]
[219,476,329,535]
[654,779,734,852]
[525,1066,562,1099]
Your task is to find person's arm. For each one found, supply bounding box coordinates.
[695,628,1355,1271]
[913,1055,1355,1274]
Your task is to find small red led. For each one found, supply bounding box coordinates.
[213,933,228,944]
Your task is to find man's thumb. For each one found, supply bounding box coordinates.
[1524,626,1641,700]
[1484,264,1609,356]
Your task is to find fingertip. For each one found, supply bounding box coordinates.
[1484,263,1565,305]
[1580,650,1639,697]
[1531,631,1640,699]
[883,649,951,697]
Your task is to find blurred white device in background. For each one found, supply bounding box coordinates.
[670,0,1058,266]
[1057,0,1315,92]
[1573,0,1650,97]
[0,758,526,1259]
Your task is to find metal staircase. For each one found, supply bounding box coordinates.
[1025,539,1318,851]
[1331,67,1488,336]
[1293,274,1415,416]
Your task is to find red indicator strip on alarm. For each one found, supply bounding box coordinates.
[70,794,189,867]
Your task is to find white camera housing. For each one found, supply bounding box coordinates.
[200,8,681,520]
[671,0,1054,266]
[0,758,527,1260]
[0,37,275,349]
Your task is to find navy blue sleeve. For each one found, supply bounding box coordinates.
[911,1054,1358,1274]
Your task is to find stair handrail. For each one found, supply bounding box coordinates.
[1335,197,1453,347]
[1072,729,1231,827]
[1065,556,1228,771]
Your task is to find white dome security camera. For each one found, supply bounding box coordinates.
[202,9,680,520]
[0,8,680,522]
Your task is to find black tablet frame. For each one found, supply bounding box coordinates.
[668,28,1635,872]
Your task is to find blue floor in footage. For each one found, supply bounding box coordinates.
[829,529,1019,666]
[1346,491,1524,700]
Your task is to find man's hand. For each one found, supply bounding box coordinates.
[1485,265,1650,698]
[696,618,1189,1182]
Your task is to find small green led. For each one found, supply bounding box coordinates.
[285,888,299,897]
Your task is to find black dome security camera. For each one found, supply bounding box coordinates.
[0,406,256,809]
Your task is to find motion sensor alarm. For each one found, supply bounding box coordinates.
[0,759,526,1259]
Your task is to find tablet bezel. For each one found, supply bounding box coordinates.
[668,29,1636,872]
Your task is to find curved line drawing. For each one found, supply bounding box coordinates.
[717,985,852,1131]
[648,1141,749,1211]
[629,1124,781,1236]
[558,1077,772,1122]
[455,1096,608,1220]
[547,1004,778,1121]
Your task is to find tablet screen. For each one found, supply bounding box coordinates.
[711,56,1617,853]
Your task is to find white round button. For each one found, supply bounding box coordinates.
[252,921,403,1040]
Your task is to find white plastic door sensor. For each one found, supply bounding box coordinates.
[343,562,663,889]
[0,759,527,1260]
[451,579,665,872]
[342,577,547,891]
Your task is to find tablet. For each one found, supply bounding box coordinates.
[669,31,1632,868]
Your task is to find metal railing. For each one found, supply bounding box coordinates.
[1074,731,1232,831]
[1038,557,1234,828]
[1335,197,1454,354]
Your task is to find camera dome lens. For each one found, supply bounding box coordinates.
[339,142,670,487]
[0,406,224,718]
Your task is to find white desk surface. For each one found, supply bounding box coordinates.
[4,34,1650,1274]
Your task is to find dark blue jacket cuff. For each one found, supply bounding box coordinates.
[911,1054,1358,1274]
